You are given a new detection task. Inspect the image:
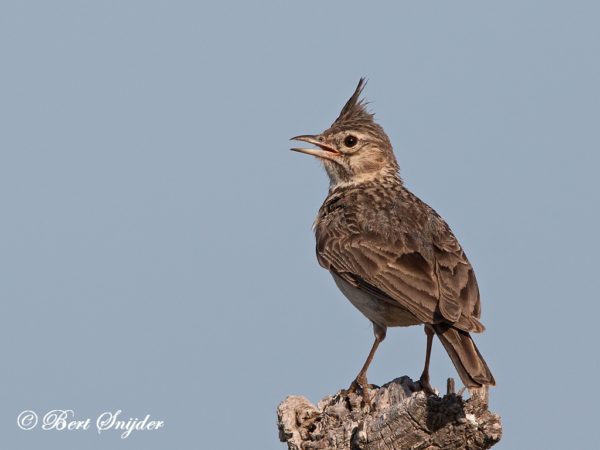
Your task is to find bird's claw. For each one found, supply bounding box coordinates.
[342,377,372,406]
[347,379,361,393]
[418,376,437,396]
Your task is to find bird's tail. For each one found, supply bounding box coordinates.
[433,324,496,388]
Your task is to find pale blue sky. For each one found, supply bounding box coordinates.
[1,1,599,449]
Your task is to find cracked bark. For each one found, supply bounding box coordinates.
[277,376,502,450]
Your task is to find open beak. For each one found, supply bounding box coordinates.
[290,135,341,161]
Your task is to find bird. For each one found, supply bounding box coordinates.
[290,78,495,402]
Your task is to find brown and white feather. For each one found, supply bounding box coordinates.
[315,176,484,334]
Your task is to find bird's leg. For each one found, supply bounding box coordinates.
[348,323,386,404]
[418,324,436,395]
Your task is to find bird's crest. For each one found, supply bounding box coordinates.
[332,78,373,126]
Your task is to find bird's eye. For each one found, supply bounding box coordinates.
[344,135,358,147]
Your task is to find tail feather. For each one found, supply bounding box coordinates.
[434,324,495,387]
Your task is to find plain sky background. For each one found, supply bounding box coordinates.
[1,1,599,449]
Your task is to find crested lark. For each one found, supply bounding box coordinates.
[291,79,495,401]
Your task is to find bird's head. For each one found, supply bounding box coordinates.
[291,78,399,187]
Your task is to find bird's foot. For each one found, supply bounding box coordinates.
[418,374,438,396]
[341,376,372,407]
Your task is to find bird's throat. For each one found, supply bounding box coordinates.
[327,166,402,191]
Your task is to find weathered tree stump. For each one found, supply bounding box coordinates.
[277,376,502,450]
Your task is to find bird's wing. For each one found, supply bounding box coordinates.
[316,224,484,333]
[430,226,482,329]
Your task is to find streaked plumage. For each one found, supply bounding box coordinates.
[291,79,495,399]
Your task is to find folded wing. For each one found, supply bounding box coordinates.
[316,219,484,333]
